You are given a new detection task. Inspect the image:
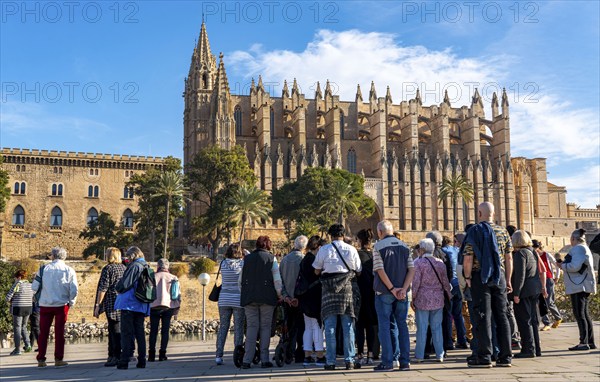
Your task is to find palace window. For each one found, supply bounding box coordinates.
[53,166,62,174]
[88,185,99,198]
[347,148,357,174]
[235,106,243,135]
[13,182,26,195]
[122,209,134,228]
[123,186,134,199]
[51,183,63,196]
[89,168,99,176]
[12,205,25,225]
[16,164,26,172]
[50,206,63,227]
[87,207,99,225]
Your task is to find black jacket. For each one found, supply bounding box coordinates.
[240,249,278,307]
[297,252,322,320]
[511,247,542,298]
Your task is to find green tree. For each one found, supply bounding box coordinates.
[438,173,474,234]
[272,167,376,235]
[0,261,17,339]
[0,157,10,213]
[129,157,184,260]
[228,184,272,244]
[150,171,188,259]
[186,145,256,258]
[79,212,133,259]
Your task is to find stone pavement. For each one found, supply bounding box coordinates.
[0,322,598,382]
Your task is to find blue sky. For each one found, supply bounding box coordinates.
[1,1,598,207]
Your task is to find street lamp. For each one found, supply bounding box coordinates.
[24,233,36,258]
[198,273,211,341]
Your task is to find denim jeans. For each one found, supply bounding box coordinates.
[323,314,355,365]
[216,306,245,358]
[415,308,444,360]
[149,308,175,353]
[12,314,31,351]
[374,294,410,366]
[470,271,512,363]
[444,289,467,345]
[119,310,146,365]
[542,278,562,325]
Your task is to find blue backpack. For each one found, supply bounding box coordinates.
[170,279,181,301]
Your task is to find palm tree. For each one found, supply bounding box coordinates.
[228,184,272,244]
[320,178,360,232]
[151,171,187,259]
[438,173,474,234]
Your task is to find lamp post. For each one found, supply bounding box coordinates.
[24,233,36,257]
[198,273,211,341]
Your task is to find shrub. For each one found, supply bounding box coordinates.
[0,261,18,336]
[189,257,216,278]
[170,263,189,278]
[16,258,41,281]
[554,275,600,322]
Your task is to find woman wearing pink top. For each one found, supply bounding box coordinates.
[411,238,452,362]
[148,258,181,362]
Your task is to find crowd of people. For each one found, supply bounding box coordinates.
[4,201,598,373]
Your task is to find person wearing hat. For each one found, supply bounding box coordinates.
[532,240,562,331]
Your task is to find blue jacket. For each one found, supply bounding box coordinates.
[114,258,150,315]
[464,222,501,286]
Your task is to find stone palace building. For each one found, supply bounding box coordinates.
[183,22,579,242]
[0,149,165,260]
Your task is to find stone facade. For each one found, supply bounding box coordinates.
[183,22,574,239]
[0,148,165,260]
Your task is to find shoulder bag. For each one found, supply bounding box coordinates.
[425,257,451,312]
[208,260,223,302]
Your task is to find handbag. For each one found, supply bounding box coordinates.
[208,260,223,302]
[425,257,452,312]
[538,294,548,317]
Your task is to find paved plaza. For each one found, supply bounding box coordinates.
[0,322,598,382]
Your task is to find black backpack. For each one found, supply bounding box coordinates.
[135,265,157,303]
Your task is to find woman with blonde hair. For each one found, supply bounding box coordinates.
[510,230,542,358]
[94,247,126,367]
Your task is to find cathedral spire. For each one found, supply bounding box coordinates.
[250,77,256,94]
[501,87,510,116]
[415,88,422,105]
[257,75,265,92]
[369,81,377,101]
[213,52,230,94]
[385,86,392,103]
[472,88,483,107]
[443,89,451,106]
[315,81,323,100]
[282,80,289,98]
[325,80,332,97]
[196,20,214,68]
[356,84,363,102]
[292,78,299,95]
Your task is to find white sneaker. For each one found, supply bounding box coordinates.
[215,357,224,365]
[393,360,400,368]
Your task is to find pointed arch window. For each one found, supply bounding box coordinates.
[340,110,345,140]
[94,185,99,198]
[122,209,134,228]
[88,185,94,197]
[14,182,19,194]
[57,184,63,196]
[347,148,357,174]
[51,183,63,196]
[87,208,98,225]
[50,206,63,227]
[234,106,243,135]
[20,182,26,194]
[12,205,25,225]
[270,107,275,137]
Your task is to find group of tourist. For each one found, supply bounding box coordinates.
[4,200,598,373]
[215,201,598,371]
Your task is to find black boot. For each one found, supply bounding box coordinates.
[136,357,146,368]
[158,350,167,361]
[148,350,156,362]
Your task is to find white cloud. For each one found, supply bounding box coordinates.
[226,28,600,206]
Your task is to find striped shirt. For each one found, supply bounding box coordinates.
[218,258,243,308]
[6,280,34,316]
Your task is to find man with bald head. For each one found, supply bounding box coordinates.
[461,202,513,368]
